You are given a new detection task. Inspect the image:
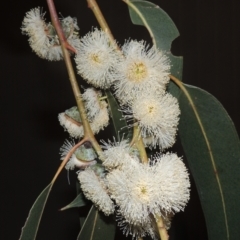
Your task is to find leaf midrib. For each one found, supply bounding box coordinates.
[172,76,229,239]
[123,0,156,46]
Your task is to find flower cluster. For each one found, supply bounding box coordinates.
[78,139,190,239]
[75,28,120,88]
[21,8,80,60]
[73,28,179,150]
[22,11,190,239]
[58,88,109,139]
[71,28,188,239]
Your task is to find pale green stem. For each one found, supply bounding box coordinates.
[46,0,102,154]
[156,215,169,240]
[86,0,120,51]
[130,125,148,164]
[51,138,86,184]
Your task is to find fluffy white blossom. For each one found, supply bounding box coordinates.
[58,108,109,138]
[58,109,83,138]
[151,153,190,213]
[116,212,157,240]
[82,88,106,121]
[60,140,96,170]
[75,28,119,88]
[21,7,80,60]
[101,138,138,169]
[58,90,109,138]
[60,16,81,51]
[21,8,49,56]
[107,162,156,225]
[123,92,180,149]
[107,153,190,225]
[90,103,109,134]
[114,40,170,104]
[78,168,115,215]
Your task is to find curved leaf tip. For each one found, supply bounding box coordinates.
[19,184,52,240]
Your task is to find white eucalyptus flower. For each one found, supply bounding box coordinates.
[114,40,170,104]
[78,168,115,216]
[101,138,137,169]
[75,28,119,88]
[21,8,51,58]
[123,92,180,149]
[58,107,83,138]
[58,90,109,138]
[107,163,156,225]
[116,212,157,240]
[21,7,80,60]
[152,153,190,213]
[90,103,109,134]
[82,88,105,121]
[107,152,190,225]
[60,16,81,51]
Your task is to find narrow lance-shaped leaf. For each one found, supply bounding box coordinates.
[105,89,132,141]
[19,141,85,240]
[75,181,92,228]
[19,183,53,240]
[60,192,88,211]
[174,81,240,240]
[77,206,116,240]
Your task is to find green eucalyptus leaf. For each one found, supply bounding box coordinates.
[60,192,88,211]
[105,90,132,141]
[19,183,52,240]
[76,182,92,228]
[76,206,116,240]
[176,81,240,240]
[125,0,183,81]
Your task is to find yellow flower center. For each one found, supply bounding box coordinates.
[134,182,150,202]
[148,106,154,114]
[90,53,102,65]
[127,62,148,82]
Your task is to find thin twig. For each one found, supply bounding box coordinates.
[46,0,102,154]
[86,0,120,51]
[130,125,148,164]
[46,0,77,53]
[51,138,86,183]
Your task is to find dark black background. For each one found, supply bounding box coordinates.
[1,0,240,239]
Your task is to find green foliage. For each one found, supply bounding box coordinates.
[126,0,240,239]
[105,90,132,141]
[60,192,88,211]
[77,206,116,240]
[177,84,240,240]
[19,184,52,240]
